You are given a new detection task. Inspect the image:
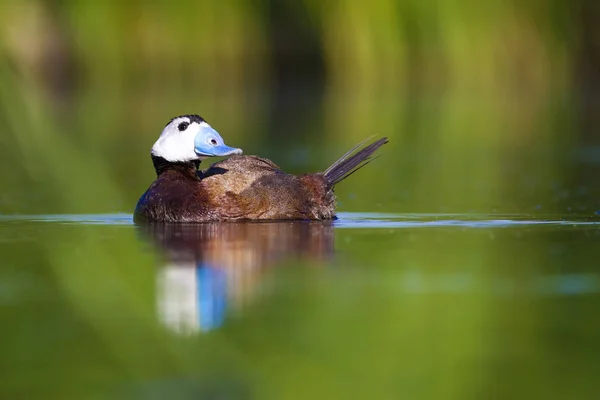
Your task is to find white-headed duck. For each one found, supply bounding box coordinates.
[134,114,388,223]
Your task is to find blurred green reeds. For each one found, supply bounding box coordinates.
[0,0,582,214]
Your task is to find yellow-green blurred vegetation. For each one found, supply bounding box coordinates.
[0,0,596,215]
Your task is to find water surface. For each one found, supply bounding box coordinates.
[1,213,599,399]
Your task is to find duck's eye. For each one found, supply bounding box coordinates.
[210,139,217,145]
[177,122,189,131]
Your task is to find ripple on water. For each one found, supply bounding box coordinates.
[335,212,600,229]
[0,213,134,225]
[0,212,598,228]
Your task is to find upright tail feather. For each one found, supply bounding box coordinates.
[323,137,389,187]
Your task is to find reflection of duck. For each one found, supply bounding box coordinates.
[134,114,388,223]
[140,222,334,332]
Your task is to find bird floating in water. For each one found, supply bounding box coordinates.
[134,114,388,223]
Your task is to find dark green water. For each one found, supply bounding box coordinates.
[1,213,599,399]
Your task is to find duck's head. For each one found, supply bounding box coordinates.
[151,114,242,162]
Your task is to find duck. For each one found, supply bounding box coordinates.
[134,114,388,223]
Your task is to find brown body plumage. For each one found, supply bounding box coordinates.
[134,137,388,223]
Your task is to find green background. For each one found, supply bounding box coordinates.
[1,1,599,399]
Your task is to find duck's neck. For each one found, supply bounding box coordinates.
[151,155,200,178]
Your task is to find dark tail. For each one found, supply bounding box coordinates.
[323,137,389,187]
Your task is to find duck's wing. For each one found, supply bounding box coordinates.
[200,155,280,191]
[201,155,281,177]
[200,155,334,220]
[205,171,330,220]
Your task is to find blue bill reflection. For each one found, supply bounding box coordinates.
[142,221,335,333]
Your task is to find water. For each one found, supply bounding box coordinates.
[1,213,600,399]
